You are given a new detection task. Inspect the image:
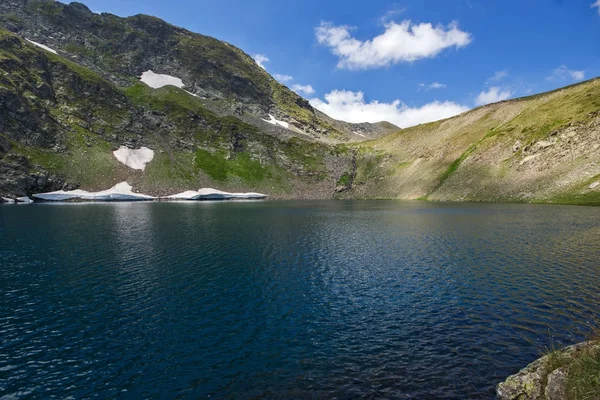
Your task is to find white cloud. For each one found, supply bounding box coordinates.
[475,87,512,106]
[292,84,315,95]
[315,20,472,70]
[274,74,293,83]
[592,0,600,15]
[489,70,508,82]
[381,7,405,23]
[571,70,585,81]
[419,82,447,90]
[310,90,468,128]
[547,65,585,82]
[253,54,269,69]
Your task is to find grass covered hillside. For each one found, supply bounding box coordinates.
[341,78,600,205]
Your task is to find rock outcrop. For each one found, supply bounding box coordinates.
[497,342,600,400]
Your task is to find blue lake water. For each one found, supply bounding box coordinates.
[1,201,599,399]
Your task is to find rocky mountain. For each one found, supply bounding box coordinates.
[1,0,599,204]
[0,0,396,140]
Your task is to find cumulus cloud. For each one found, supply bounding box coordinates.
[315,20,472,70]
[274,74,293,83]
[571,70,586,81]
[292,84,315,95]
[475,87,512,106]
[488,70,509,82]
[310,90,468,128]
[419,82,447,90]
[547,65,585,82]
[592,0,600,15]
[253,54,269,69]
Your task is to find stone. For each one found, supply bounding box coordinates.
[513,140,522,152]
[496,359,545,400]
[545,368,568,400]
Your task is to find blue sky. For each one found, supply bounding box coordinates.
[69,0,600,127]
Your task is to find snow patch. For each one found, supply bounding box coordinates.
[167,188,268,200]
[589,182,600,190]
[140,70,184,89]
[262,114,289,129]
[353,131,366,138]
[113,146,155,171]
[16,197,33,204]
[33,182,154,202]
[1,197,15,203]
[25,39,58,54]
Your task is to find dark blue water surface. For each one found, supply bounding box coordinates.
[1,201,600,399]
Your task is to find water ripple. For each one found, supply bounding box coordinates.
[1,201,600,399]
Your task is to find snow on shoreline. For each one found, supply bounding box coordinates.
[167,188,268,200]
[31,183,268,203]
[113,147,155,171]
[33,182,155,202]
[25,39,58,54]
[262,114,290,129]
[140,70,184,89]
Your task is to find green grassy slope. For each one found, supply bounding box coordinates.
[342,78,600,205]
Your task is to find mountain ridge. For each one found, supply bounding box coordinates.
[1,0,600,205]
[0,0,398,141]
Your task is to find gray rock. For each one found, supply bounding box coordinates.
[513,140,522,152]
[545,368,568,400]
[496,357,545,400]
[498,342,600,400]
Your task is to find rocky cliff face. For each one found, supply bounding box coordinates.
[0,0,396,140]
[0,28,362,198]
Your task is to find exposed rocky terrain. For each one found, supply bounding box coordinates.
[1,0,600,204]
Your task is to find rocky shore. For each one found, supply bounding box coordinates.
[497,341,600,400]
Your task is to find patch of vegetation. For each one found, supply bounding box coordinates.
[63,43,96,58]
[283,137,327,174]
[2,13,24,26]
[549,191,600,206]
[565,347,600,400]
[271,82,315,124]
[125,83,220,124]
[337,172,352,187]
[45,52,108,84]
[195,149,273,183]
[25,0,64,17]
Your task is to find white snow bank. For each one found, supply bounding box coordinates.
[113,146,155,171]
[25,39,58,54]
[140,70,184,89]
[1,197,15,203]
[16,197,33,204]
[167,188,268,200]
[262,114,289,129]
[33,182,154,202]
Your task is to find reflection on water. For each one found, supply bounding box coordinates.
[1,201,599,399]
